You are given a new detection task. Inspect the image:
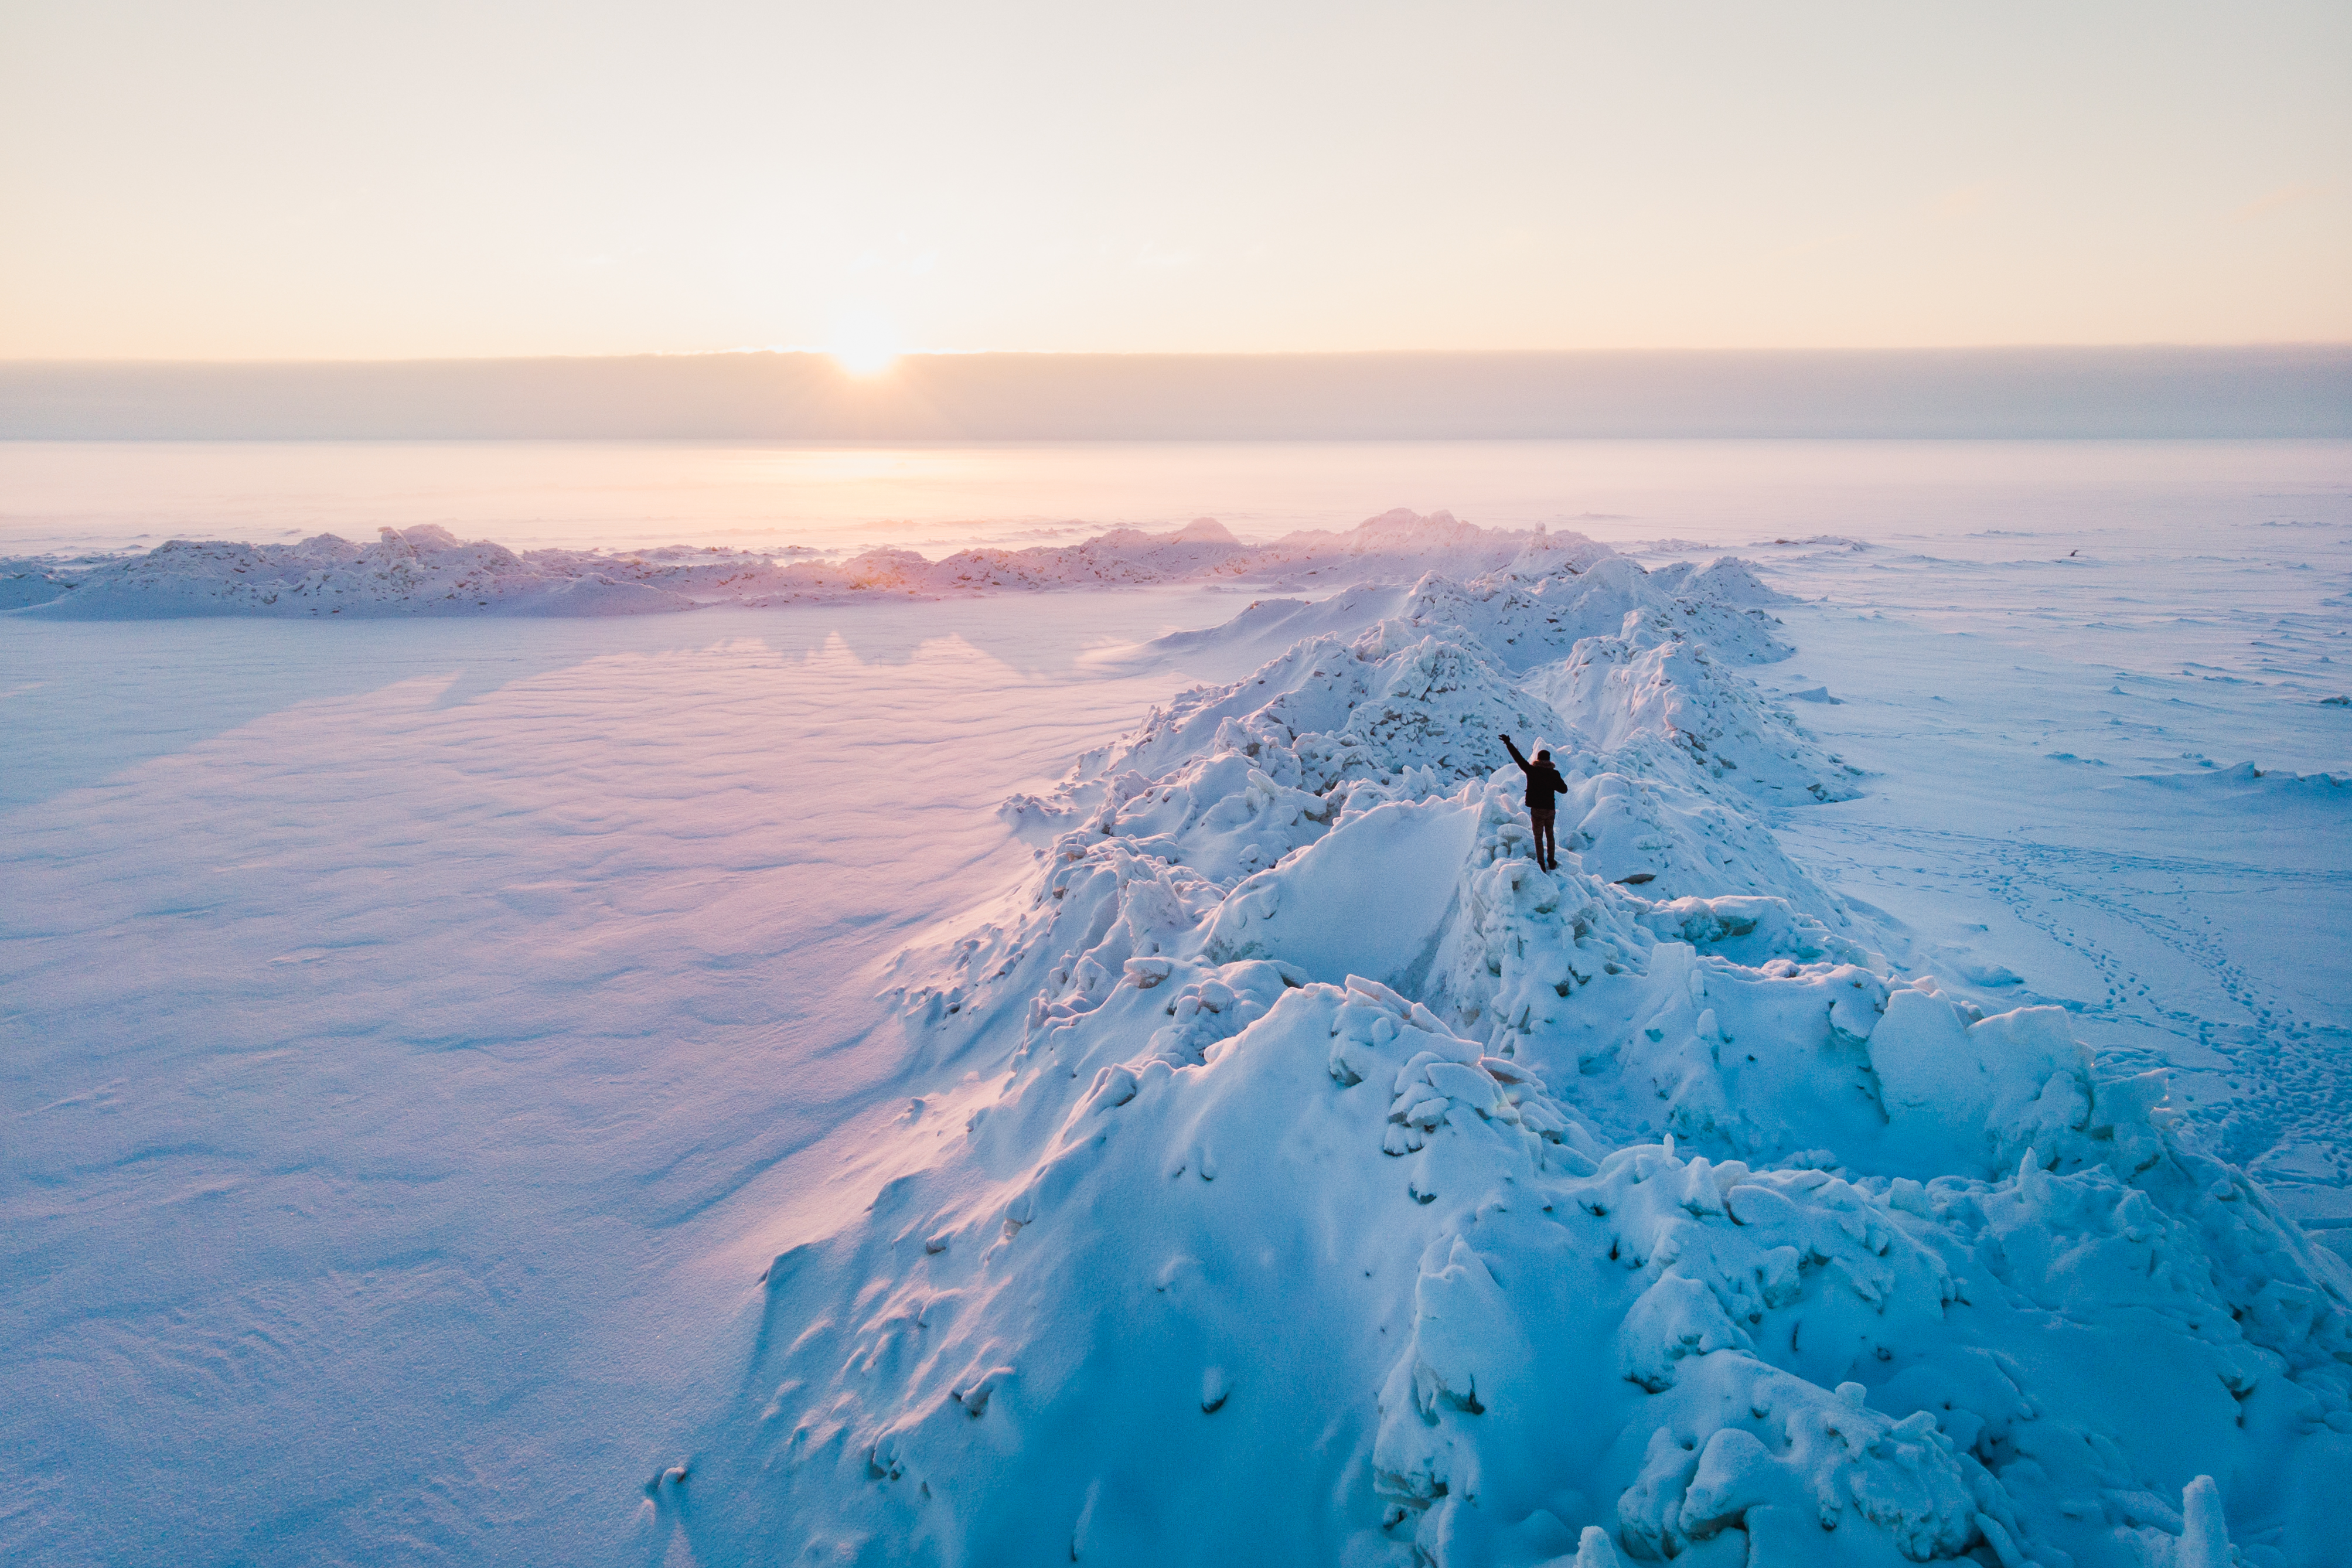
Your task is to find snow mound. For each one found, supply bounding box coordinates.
[1090,619,1565,812]
[826,529,1257,595]
[1529,613,1862,805]
[1171,516,1241,545]
[1136,546,1795,675]
[2127,762,2351,802]
[1396,555,1792,674]
[693,547,2348,1567]
[1131,584,1418,669]
[0,567,76,610]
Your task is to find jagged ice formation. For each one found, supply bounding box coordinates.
[681,537,2348,1568]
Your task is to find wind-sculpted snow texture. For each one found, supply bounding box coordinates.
[703,547,2349,1568]
[4,507,1611,618]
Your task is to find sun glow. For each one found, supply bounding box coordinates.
[828,314,901,378]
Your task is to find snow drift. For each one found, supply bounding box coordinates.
[686,547,2349,1566]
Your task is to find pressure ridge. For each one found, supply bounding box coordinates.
[688,529,2346,1567]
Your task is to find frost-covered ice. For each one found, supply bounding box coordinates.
[4,471,2347,1566]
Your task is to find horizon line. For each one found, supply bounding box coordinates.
[8,342,2352,367]
[8,346,2345,441]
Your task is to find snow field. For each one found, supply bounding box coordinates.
[698,543,2349,1564]
[1709,518,2352,1240]
[0,595,1240,1565]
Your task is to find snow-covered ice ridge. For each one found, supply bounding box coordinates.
[702,541,2349,1566]
[1,509,1567,616]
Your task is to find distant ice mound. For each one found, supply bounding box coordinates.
[747,509,1580,604]
[13,526,700,618]
[680,548,2349,1566]
[1256,506,1542,581]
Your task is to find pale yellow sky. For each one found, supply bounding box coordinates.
[2,1,2346,360]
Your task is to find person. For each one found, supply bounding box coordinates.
[1500,734,1569,871]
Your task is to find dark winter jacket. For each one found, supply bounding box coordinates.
[1502,737,1568,813]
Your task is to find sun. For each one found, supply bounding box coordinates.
[828,314,900,378]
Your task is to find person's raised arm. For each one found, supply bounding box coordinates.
[1500,733,1532,772]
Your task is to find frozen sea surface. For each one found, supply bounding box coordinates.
[2,440,2347,1564]
[3,436,2343,557]
[1630,516,2352,1229]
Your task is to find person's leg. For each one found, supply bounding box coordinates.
[1532,810,1556,870]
